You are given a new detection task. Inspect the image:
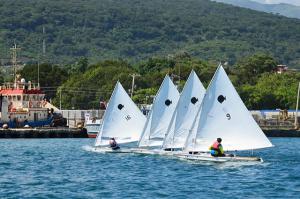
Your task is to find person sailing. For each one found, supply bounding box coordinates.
[109,138,120,150]
[209,138,225,157]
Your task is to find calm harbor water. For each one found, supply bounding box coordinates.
[0,138,299,198]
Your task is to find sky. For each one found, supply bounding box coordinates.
[252,0,300,6]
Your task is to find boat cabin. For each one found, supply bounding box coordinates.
[0,80,49,124]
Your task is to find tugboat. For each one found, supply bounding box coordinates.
[0,78,53,128]
[0,44,53,128]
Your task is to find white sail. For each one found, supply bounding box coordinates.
[95,82,146,146]
[138,75,180,147]
[163,70,205,149]
[185,65,273,152]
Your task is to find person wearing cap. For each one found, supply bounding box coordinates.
[209,138,225,157]
[109,138,120,150]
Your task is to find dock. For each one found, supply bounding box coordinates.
[0,127,88,138]
[263,129,300,137]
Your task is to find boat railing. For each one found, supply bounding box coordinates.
[0,82,40,90]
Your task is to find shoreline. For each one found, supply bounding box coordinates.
[0,128,299,138]
[0,128,88,138]
[263,129,300,137]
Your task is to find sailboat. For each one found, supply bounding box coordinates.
[162,70,205,151]
[177,65,273,162]
[136,75,180,151]
[93,81,146,153]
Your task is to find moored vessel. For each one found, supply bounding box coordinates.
[0,80,53,128]
[84,113,102,138]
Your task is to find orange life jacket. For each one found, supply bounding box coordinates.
[212,141,220,150]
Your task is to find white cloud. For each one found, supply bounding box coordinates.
[253,0,300,6]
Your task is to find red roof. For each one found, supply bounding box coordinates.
[0,89,44,95]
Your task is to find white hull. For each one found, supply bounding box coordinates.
[89,147,263,163]
[175,153,263,162]
[130,148,182,156]
[85,119,101,137]
[91,147,132,153]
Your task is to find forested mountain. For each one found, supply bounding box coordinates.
[0,0,300,67]
[213,0,300,19]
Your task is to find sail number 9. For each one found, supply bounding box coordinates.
[226,113,231,120]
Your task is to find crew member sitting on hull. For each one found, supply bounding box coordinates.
[109,138,120,150]
[209,138,225,157]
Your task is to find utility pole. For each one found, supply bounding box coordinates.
[10,43,21,87]
[59,88,62,110]
[42,26,46,57]
[37,55,40,89]
[130,73,140,98]
[295,82,300,129]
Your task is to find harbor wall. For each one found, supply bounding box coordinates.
[0,128,88,138]
[263,129,300,137]
[0,128,299,138]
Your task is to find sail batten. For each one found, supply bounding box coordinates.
[95,82,146,147]
[185,66,273,152]
[138,75,180,147]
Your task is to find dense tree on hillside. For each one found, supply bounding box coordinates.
[239,72,300,109]
[52,60,135,109]
[233,53,278,85]
[50,54,299,110]
[19,63,69,99]
[0,0,300,67]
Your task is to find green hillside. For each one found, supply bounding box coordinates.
[0,0,300,66]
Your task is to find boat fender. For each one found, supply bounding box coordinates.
[2,124,8,129]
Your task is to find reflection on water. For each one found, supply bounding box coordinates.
[0,138,299,198]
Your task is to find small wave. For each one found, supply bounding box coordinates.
[82,145,97,152]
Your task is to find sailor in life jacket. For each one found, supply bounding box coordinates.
[109,138,120,150]
[209,138,225,157]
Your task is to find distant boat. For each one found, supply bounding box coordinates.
[178,65,273,162]
[0,44,53,128]
[84,113,102,138]
[0,80,53,128]
[162,70,205,150]
[94,82,146,152]
[138,75,180,148]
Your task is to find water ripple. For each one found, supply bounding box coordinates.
[0,138,299,198]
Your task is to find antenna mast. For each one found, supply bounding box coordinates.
[10,43,21,87]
